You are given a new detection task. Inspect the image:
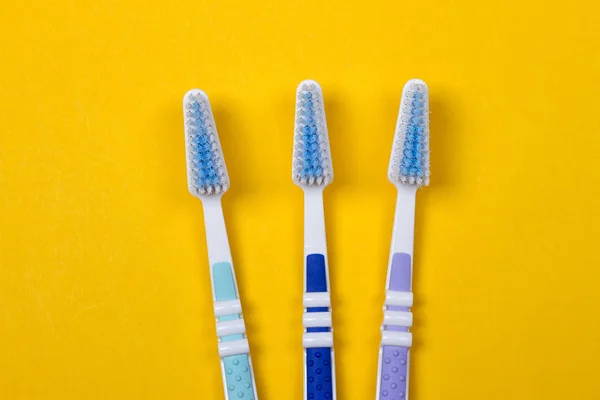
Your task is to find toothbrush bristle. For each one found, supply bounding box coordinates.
[292,80,333,187]
[388,79,430,187]
[183,89,230,197]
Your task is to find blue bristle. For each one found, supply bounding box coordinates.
[184,91,228,195]
[395,83,429,185]
[292,81,333,187]
[400,92,427,177]
[297,93,323,182]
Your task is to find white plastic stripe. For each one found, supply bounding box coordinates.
[303,312,332,328]
[381,331,412,347]
[303,292,331,308]
[385,290,413,307]
[214,299,242,317]
[216,319,246,337]
[303,332,333,348]
[218,339,250,357]
[383,311,413,327]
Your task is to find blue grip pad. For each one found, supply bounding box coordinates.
[305,254,334,400]
[213,262,256,400]
[306,348,333,400]
[223,355,255,400]
[306,254,327,293]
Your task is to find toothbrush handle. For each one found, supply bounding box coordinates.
[303,254,335,400]
[377,253,413,400]
[212,261,258,400]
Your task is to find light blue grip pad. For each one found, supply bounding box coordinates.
[213,262,256,400]
[305,254,334,400]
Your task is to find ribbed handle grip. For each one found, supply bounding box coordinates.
[212,262,257,400]
[304,254,335,400]
[378,253,413,400]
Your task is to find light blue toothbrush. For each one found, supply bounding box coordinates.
[183,89,258,400]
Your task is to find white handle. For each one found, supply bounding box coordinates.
[202,196,233,267]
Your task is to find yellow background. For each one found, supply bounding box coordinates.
[1,1,599,399]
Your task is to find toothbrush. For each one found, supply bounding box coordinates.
[376,79,430,400]
[292,80,337,400]
[183,89,258,400]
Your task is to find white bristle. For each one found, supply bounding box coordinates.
[183,89,230,198]
[388,79,430,187]
[292,80,333,188]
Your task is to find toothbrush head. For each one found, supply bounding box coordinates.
[183,89,230,197]
[292,80,333,188]
[388,79,430,187]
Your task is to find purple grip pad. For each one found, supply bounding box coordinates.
[380,253,411,400]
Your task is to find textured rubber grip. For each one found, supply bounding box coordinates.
[223,354,255,400]
[213,262,257,400]
[305,254,334,400]
[379,346,409,399]
[306,347,334,400]
[379,253,412,400]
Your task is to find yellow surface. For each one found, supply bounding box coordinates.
[1,1,600,399]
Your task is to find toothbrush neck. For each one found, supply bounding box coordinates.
[201,195,232,266]
[304,187,327,257]
[390,185,417,256]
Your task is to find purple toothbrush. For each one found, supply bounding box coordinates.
[376,79,429,400]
